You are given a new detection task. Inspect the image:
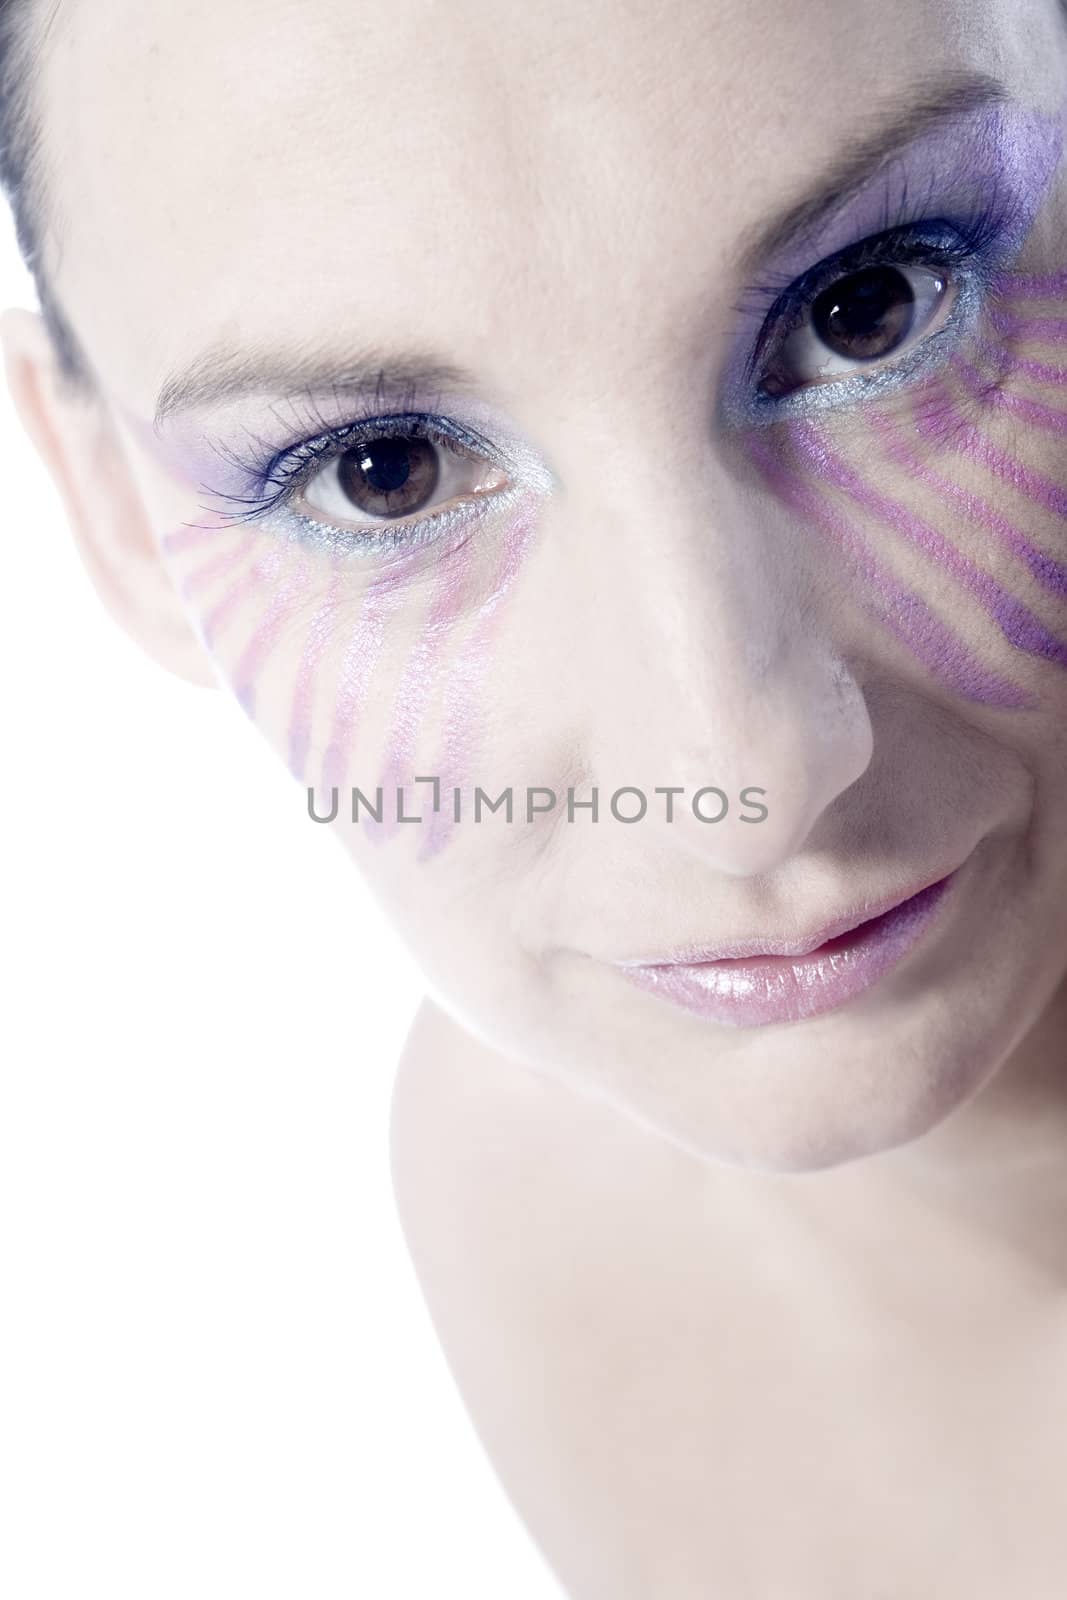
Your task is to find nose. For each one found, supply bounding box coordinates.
[569,468,874,877]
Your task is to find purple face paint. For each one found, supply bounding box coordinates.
[231,552,313,718]
[971,337,1067,387]
[124,363,554,837]
[812,104,1056,280]
[989,305,1067,343]
[994,268,1067,299]
[915,378,1067,523]
[200,541,287,652]
[287,562,345,782]
[729,78,1067,707]
[180,528,259,602]
[870,410,1067,603]
[131,89,1067,847]
[160,508,236,555]
[153,441,545,843]
[317,568,411,796]
[789,419,1067,670]
[748,438,1031,710]
[368,532,482,845]
[952,349,1067,436]
[721,99,1065,417]
[416,503,544,863]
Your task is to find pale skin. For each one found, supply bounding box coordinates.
[4,0,1067,1594]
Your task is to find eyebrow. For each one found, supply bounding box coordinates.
[154,69,1009,427]
[153,349,480,429]
[732,69,1010,277]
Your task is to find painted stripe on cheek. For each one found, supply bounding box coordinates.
[231,552,314,719]
[791,420,1067,669]
[318,568,409,795]
[748,438,1032,710]
[418,506,541,862]
[369,534,482,844]
[286,562,346,783]
[870,410,1067,602]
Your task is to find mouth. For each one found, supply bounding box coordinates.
[612,872,958,1028]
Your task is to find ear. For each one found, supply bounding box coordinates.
[0,305,217,688]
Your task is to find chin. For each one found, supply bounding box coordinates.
[562,990,1019,1177]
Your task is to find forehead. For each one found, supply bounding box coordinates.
[38,0,1048,413]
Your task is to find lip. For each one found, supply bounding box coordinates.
[612,871,959,1028]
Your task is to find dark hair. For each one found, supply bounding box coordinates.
[0,0,93,389]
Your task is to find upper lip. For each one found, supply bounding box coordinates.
[612,868,957,968]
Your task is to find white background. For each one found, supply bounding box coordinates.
[0,219,564,1597]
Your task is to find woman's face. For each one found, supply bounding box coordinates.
[18,0,1067,1169]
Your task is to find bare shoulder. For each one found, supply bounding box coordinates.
[387,996,739,1337]
[388,998,688,1258]
[384,1004,783,1599]
[387,1000,576,1299]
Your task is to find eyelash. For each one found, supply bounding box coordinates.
[193,200,1010,552]
[194,407,521,560]
[739,205,1008,421]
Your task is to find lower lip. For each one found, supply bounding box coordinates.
[615,875,956,1028]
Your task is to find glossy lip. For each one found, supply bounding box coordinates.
[615,865,960,966]
[612,870,960,1028]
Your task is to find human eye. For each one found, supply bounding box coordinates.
[742,217,1001,420]
[197,411,518,558]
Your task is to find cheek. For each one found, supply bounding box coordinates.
[157,498,543,865]
[744,276,1067,718]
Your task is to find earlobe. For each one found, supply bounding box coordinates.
[0,304,218,689]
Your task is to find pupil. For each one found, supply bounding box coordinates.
[359,437,413,494]
[812,265,916,361]
[337,435,439,517]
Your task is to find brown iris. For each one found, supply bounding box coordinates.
[336,435,440,518]
[811,265,917,361]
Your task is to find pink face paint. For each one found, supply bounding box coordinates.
[990,306,1067,343]
[287,563,346,782]
[870,410,1067,603]
[180,528,259,601]
[951,350,1067,437]
[748,438,1031,710]
[317,567,410,795]
[720,99,1065,415]
[368,533,482,844]
[994,268,1067,299]
[790,420,1067,670]
[915,378,1067,523]
[231,552,314,719]
[417,502,542,862]
[200,541,286,651]
[160,509,236,556]
[120,398,556,828]
[971,338,1067,387]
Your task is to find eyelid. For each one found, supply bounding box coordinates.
[731,219,992,422]
[193,410,531,560]
[293,432,507,525]
[768,262,952,392]
[261,411,507,502]
[744,221,972,379]
[270,475,527,563]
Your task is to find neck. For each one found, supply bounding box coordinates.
[771,974,1067,1287]
[400,975,1067,1295]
